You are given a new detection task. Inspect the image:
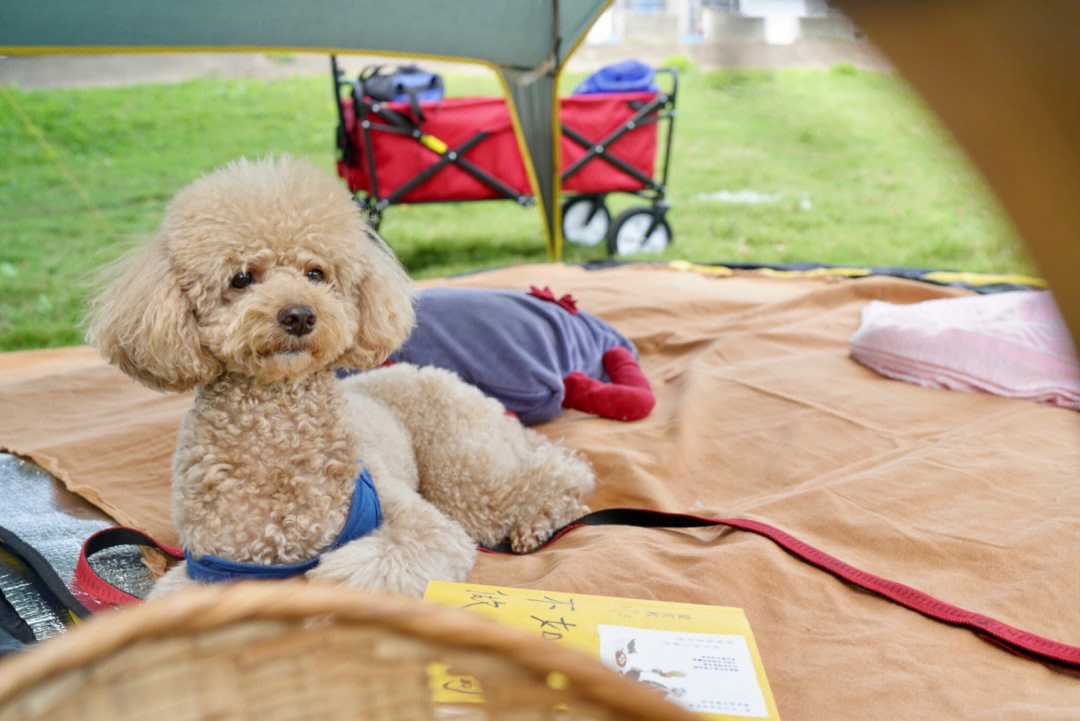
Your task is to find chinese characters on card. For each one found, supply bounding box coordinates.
[423,581,780,720]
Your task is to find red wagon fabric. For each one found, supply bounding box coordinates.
[336,92,660,204]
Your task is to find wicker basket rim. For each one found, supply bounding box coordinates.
[0,581,698,721]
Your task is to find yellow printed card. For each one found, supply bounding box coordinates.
[423,581,781,721]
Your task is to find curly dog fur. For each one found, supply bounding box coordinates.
[87,156,594,598]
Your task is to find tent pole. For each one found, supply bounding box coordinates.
[550,0,564,260]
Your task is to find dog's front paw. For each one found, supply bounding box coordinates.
[509,498,590,554]
[309,524,477,597]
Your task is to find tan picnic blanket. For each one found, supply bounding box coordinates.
[3,262,1079,720]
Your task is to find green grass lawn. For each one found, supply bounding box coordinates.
[0,60,1034,351]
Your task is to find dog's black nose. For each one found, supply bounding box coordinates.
[278,305,317,336]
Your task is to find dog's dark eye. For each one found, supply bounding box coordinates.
[306,269,326,283]
[231,271,254,289]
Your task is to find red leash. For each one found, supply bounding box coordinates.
[77,510,1080,673]
[76,526,182,606]
[482,508,1080,673]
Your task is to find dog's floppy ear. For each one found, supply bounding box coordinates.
[336,227,417,370]
[86,240,221,391]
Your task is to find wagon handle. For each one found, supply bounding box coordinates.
[330,55,353,158]
[652,67,678,196]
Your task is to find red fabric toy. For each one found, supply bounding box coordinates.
[344,285,657,424]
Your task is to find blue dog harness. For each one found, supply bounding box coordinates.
[184,467,381,582]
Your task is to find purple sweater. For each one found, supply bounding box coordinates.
[387,287,636,424]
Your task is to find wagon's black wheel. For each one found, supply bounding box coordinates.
[606,207,673,256]
[561,195,611,247]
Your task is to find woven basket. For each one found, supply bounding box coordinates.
[0,581,698,721]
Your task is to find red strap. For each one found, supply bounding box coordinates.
[79,514,1080,672]
[482,508,1080,673]
[713,515,1080,673]
[76,527,183,606]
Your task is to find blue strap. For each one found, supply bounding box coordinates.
[327,466,381,552]
[184,549,319,582]
[185,467,381,583]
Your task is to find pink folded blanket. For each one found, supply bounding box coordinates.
[850,290,1080,410]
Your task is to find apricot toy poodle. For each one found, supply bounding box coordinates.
[87,156,594,598]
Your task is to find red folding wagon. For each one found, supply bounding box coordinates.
[331,57,678,255]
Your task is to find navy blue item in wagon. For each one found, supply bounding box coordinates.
[573,59,658,95]
[358,65,444,103]
[354,64,444,121]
